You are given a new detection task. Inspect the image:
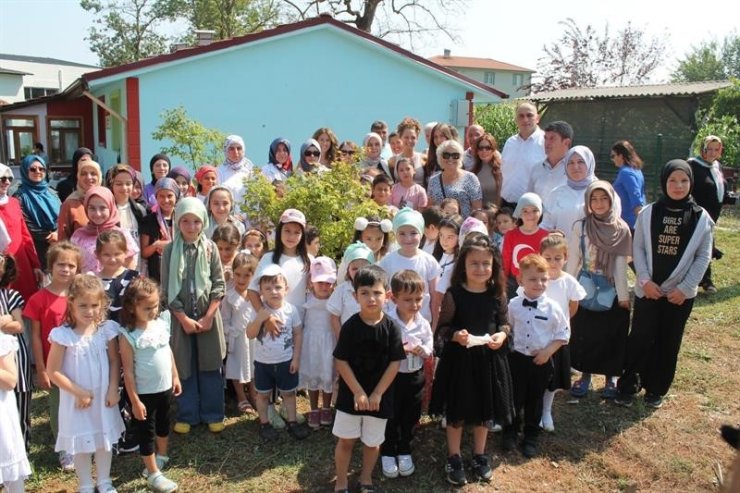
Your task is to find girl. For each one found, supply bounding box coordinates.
[470,209,494,241]
[0,330,31,493]
[296,139,328,175]
[338,141,359,165]
[221,252,258,415]
[119,277,181,493]
[312,127,339,167]
[358,133,391,179]
[353,216,392,263]
[299,257,337,429]
[429,233,514,485]
[566,181,631,399]
[0,255,31,450]
[439,198,461,217]
[388,117,426,185]
[205,186,246,238]
[391,157,428,210]
[131,170,147,209]
[212,223,241,286]
[534,232,585,431]
[143,154,171,207]
[261,138,293,183]
[106,164,146,269]
[431,215,463,307]
[616,160,713,408]
[305,225,321,258]
[327,242,374,334]
[162,198,226,434]
[493,207,515,250]
[96,230,139,324]
[140,178,180,283]
[168,166,195,199]
[501,193,549,299]
[23,242,82,471]
[242,229,268,259]
[194,165,218,203]
[71,186,140,275]
[57,159,102,241]
[47,274,125,493]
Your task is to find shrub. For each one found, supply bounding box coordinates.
[474,102,518,148]
[151,106,226,171]
[693,79,740,166]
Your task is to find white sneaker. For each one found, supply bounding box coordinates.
[141,454,170,478]
[397,454,415,476]
[381,455,399,478]
[540,413,555,432]
[59,451,75,472]
[278,403,306,424]
[268,405,286,429]
[486,420,502,432]
[440,417,447,429]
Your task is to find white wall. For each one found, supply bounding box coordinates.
[0,58,96,96]
[0,73,24,103]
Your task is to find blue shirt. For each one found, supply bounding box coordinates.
[613,166,645,229]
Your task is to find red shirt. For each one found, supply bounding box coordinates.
[22,288,67,364]
[502,227,549,277]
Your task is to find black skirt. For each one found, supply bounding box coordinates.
[570,299,629,376]
[548,344,572,391]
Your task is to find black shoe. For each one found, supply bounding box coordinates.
[445,454,467,486]
[502,431,517,452]
[471,454,492,482]
[614,392,634,408]
[644,393,664,408]
[521,439,538,459]
[259,423,279,442]
[286,421,310,440]
[115,431,140,454]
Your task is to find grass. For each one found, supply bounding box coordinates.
[24,209,740,492]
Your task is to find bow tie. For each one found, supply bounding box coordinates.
[522,299,538,309]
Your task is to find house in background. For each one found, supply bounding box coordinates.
[429,50,535,97]
[0,54,98,103]
[0,16,508,177]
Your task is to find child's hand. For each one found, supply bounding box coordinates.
[105,387,120,407]
[182,317,202,334]
[76,391,93,409]
[453,329,469,347]
[132,400,147,421]
[354,392,369,411]
[154,239,171,254]
[488,332,507,350]
[532,349,551,366]
[263,315,283,338]
[643,280,662,300]
[197,314,214,333]
[410,345,425,357]
[172,377,182,396]
[666,288,687,306]
[289,357,300,374]
[368,391,382,412]
[37,370,52,390]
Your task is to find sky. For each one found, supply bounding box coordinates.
[1,0,738,82]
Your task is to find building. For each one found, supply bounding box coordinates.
[0,54,98,104]
[429,50,535,98]
[0,16,508,175]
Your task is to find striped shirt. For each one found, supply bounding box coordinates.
[0,288,29,392]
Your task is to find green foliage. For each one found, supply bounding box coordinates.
[693,80,740,166]
[151,106,226,170]
[673,34,740,82]
[241,162,387,259]
[474,102,518,148]
[709,78,740,120]
[177,0,282,40]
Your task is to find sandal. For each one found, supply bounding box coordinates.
[238,400,256,415]
[570,378,591,398]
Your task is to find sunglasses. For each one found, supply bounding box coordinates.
[304,150,321,157]
[341,149,355,155]
[0,176,13,183]
[442,152,461,160]
[477,146,493,152]
[29,166,46,172]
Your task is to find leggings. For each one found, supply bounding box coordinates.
[133,389,172,456]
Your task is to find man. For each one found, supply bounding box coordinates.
[371,120,393,161]
[33,142,49,164]
[462,124,485,171]
[500,103,546,209]
[527,121,573,204]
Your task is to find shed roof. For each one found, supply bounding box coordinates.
[0,67,32,76]
[428,55,534,73]
[528,81,732,102]
[0,53,98,68]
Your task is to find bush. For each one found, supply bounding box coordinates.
[693,79,740,167]
[474,102,518,148]
[151,106,226,171]
[241,162,388,259]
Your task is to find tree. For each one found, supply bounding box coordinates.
[693,79,740,166]
[280,0,467,49]
[532,18,667,93]
[176,0,283,40]
[81,0,180,67]
[151,106,226,170]
[673,34,740,82]
[474,103,518,150]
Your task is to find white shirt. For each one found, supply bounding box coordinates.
[435,252,456,294]
[260,163,290,183]
[378,250,442,321]
[386,308,433,373]
[217,162,253,210]
[528,156,567,205]
[516,272,585,327]
[380,142,393,161]
[326,281,360,326]
[508,294,569,356]
[252,302,302,364]
[500,128,545,203]
[541,184,586,233]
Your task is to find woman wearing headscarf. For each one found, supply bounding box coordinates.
[55,147,94,203]
[56,159,102,241]
[143,153,171,207]
[14,155,61,270]
[140,177,181,283]
[217,135,254,212]
[542,145,599,235]
[616,160,713,409]
[168,165,196,198]
[295,139,329,175]
[261,138,293,183]
[0,164,43,301]
[358,133,392,179]
[195,165,218,203]
[566,181,632,400]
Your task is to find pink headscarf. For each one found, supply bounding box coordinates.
[82,186,120,234]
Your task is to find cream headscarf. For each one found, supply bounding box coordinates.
[167,197,211,304]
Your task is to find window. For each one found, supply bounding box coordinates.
[48,118,82,164]
[484,72,496,85]
[23,87,59,100]
[512,73,524,88]
[2,115,38,165]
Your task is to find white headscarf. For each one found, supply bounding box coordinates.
[0,163,13,205]
[223,135,251,171]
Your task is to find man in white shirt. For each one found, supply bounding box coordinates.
[462,124,485,171]
[500,102,545,209]
[372,120,393,161]
[527,121,573,204]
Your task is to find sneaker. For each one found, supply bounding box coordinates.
[381,455,399,479]
[320,407,334,426]
[286,421,310,440]
[147,471,178,493]
[279,403,306,424]
[540,413,555,432]
[601,381,618,399]
[268,405,286,429]
[141,455,170,479]
[522,438,538,459]
[614,392,635,407]
[702,282,718,294]
[471,454,492,482]
[307,409,320,429]
[59,451,75,472]
[644,393,664,408]
[208,421,225,433]
[397,454,415,477]
[570,378,591,398]
[96,481,118,493]
[116,430,140,454]
[439,416,447,430]
[259,422,280,442]
[173,422,191,434]
[445,454,467,486]
[486,420,502,432]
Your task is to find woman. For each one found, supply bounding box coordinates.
[470,132,503,207]
[14,155,61,270]
[312,127,339,167]
[358,133,391,179]
[261,138,293,183]
[611,140,646,232]
[168,165,196,198]
[217,135,254,212]
[616,160,713,408]
[0,164,43,301]
[338,140,359,165]
[143,153,171,207]
[56,159,102,241]
[426,140,482,218]
[55,147,94,203]
[140,177,180,283]
[423,123,456,186]
[542,145,598,235]
[388,117,426,186]
[106,164,146,269]
[296,139,328,175]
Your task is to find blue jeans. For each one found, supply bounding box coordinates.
[176,336,224,424]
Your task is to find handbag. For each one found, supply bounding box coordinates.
[577,221,616,312]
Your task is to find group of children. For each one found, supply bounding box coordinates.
[0,157,713,492]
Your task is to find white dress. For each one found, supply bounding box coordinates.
[0,334,31,484]
[326,281,360,326]
[298,294,335,394]
[50,321,125,454]
[221,288,255,383]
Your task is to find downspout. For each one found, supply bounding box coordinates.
[465,91,474,146]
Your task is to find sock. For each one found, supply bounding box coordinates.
[4,479,26,493]
[94,449,114,488]
[73,453,94,492]
[542,390,556,416]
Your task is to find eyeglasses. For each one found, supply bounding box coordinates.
[442,152,461,160]
[0,177,13,183]
[341,149,355,155]
[304,151,321,157]
[29,166,46,172]
[477,146,493,152]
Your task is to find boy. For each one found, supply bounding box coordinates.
[333,265,405,493]
[247,264,310,441]
[380,270,433,479]
[503,254,569,458]
[420,206,444,254]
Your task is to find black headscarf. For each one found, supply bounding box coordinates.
[656,159,703,213]
[55,147,95,202]
[149,153,171,185]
